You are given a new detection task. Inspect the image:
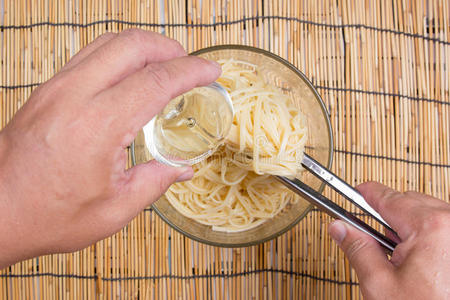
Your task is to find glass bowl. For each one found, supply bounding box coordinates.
[132,45,333,247]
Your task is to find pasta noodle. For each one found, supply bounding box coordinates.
[165,59,308,232]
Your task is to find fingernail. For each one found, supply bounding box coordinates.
[176,167,194,182]
[329,221,347,244]
[208,59,222,70]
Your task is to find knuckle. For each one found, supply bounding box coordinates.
[145,64,173,97]
[121,28,146,41]
[365,181,379,186]
[93,32,117,45]
[99,32,116,40]
[378,187,402,209]
[120,28,148,53]
[420,211,450,231]
[403,190,421,199]
[381,187,401,201]
[119,29,185,64]
[402,190,415,196]
[359,181,381,191]
[345,238,369,261]
[166,38,186,55]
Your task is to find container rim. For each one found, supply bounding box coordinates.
[131,44,334,247]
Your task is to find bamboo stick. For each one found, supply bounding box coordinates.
[0,1,449,299]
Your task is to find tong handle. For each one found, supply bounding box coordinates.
[301,154,393,231]
[275,176,397,254]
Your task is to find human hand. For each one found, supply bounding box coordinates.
[328,182,450,299]
[0,29,221,268]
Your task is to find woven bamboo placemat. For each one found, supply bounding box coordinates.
[1,0,449,299]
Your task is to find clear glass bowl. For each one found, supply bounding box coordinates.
[132,45,333,247]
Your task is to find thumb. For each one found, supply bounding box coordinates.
[328,220,393,283]
[124,160,193,211]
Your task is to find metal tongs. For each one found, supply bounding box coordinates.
[275,153,397,254]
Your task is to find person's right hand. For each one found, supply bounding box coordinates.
[328,182,450,299]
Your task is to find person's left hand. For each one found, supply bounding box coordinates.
[0,29,221,268]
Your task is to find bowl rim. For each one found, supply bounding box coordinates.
[131,44,334,247]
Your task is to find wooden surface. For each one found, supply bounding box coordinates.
[1,0,449,299]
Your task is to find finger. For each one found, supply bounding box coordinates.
[121,160,194,213]
[69,29,187,94]
[61,32,117,71]
[96,55,222,145]
[403,190,449,208]
[329,220,394,284]
[356,182,419,238]
[385,229,402,244]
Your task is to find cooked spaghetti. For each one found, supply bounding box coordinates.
[165,59,308,232]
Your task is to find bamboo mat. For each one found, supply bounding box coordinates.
[1,0,449,299]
